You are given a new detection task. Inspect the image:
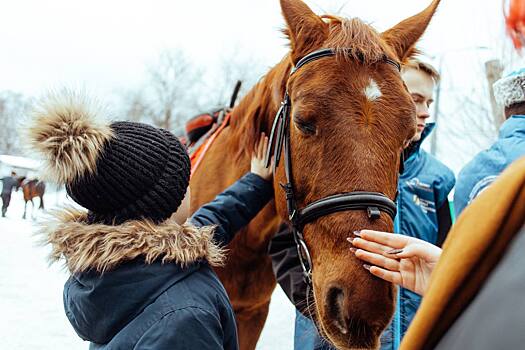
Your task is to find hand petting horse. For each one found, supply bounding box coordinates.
[190,0,441,349]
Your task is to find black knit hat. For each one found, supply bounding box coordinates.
[28,92,191,225]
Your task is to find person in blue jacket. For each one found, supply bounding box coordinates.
[379,59,455,350]
[29,92,274,350]
[455,68,525,216]
[269,58,455,350]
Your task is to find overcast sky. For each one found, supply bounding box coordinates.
[1,0,521,172]
[0,0,511,96]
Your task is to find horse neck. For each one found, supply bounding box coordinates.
[228,56,291,165]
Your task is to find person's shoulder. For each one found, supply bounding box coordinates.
[497,130,525,159]
[458,140,511,179]
[134,305,228,349]
[163,305,221,325]
[161,263,229,310]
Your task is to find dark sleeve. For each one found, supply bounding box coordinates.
[134,307,232,350]
[436,200,452,247]
[268,223,311,317]
[191,172,274,246]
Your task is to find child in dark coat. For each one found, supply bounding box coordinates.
[29,92,274,350]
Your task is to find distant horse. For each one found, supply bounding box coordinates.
[190,0,441,349]
[16,177,45,219]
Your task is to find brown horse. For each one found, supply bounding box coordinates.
[190,0,441,349]
[17,177,45,219]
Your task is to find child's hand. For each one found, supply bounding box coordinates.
[251,133,273,181]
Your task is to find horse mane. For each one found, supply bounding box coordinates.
[228,16,392,163]
[228,58,290,163]
[321,16,390,64]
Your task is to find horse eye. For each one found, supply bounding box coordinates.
[294,118,317,135]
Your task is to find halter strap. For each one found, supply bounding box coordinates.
[292,48,401,74]
[266,48,401,285]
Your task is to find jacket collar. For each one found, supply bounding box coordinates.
[41,208,224,274]
[500,115,525,139]
[404,122,435,160]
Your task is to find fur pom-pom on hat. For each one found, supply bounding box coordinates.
[29,91,113,184]
[28,90,191,225]
[493,68,525,108]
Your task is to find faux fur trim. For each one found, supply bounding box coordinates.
[494,72,525,107]
[28,90,114,184]
[41,208,225,274]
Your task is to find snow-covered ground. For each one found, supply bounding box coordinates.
[0,191,295,349]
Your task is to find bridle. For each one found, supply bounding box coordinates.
[265,48,402,285]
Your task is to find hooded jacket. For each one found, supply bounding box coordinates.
[454,115,525,217]
[45,172,273,350]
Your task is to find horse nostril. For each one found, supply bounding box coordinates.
[326,286,348,335]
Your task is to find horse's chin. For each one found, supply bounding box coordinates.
[323,329,381,350]
[317,314,383,350]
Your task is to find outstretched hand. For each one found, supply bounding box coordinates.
[251,133,273,181]
[348,230,442,296]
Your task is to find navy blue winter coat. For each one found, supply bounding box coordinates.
[46,173,273,350]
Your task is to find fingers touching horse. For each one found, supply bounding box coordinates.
[190,1,440,349]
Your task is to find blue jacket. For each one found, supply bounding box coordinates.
[454,115,525,216]
[47,173,273,350]
[382,124,455,350]
[397,124,456,244]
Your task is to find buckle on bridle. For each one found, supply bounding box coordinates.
[289,209,298,222]
[367,206,381,220]
[280,183,294,199]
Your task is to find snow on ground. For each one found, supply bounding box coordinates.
[0,191,294,349]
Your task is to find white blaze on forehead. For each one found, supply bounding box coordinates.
[364,79,382,101]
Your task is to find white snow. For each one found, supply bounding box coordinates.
[0,191,295,349]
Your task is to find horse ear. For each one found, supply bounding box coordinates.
[381,0,441,62]
[280,0,328,64]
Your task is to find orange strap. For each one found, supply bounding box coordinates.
[190,113,231,178]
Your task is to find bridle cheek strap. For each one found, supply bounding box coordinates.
[266,48,401,285]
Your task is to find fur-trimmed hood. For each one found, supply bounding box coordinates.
[42,208,224,274]
[44,208,226,344]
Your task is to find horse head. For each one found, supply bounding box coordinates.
[16,176,26,191]
[271,1,440,348]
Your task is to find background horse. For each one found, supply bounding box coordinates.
[190,0,441,349]
[16,177,45,219]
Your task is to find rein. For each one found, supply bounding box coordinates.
[266,48,401,285]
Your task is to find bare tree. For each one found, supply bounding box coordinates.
[430,36,521,169]
[201,45,267,109]
[121,49,203,131]
[485,59,505,127]
[0,91,30,155]
[147,50,202,130]
[121,46,268,133]
[121,89,154,123]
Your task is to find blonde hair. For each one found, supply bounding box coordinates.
[402,58,440,84]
